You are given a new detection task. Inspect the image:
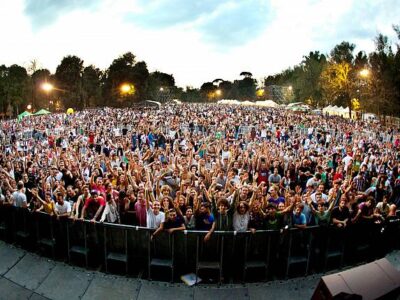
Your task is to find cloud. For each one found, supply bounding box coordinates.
[127,0,272,47]
[313,0,400,47]
[130,0,228,28]
[198,1,272,47]
[24,0,98,29]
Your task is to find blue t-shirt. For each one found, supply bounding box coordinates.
[268,196,285,206]
[292,213,306,225]
[195,213,215,230]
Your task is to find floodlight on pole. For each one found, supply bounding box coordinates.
[359,69,370,78]
[216,89,222,96]
[120,83,134,95]
[41,82,54,92]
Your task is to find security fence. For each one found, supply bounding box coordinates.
[0,205,399,283]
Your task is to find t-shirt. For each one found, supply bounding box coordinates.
[43,201,55,214]
[163,215,185,230]
[84,196,105,217]
[55,201,71,215]
[146,208,165,229]
[12,191,27,207]
[265,213,283,230]
[292,212,306,226]
[331,206,350,222]
[135,201,147,227]
[268,174,281,185]
[315,211,331,226]
[195,212,214,230]
[268,196,285,206]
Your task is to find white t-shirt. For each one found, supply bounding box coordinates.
[55,201,71,215]
[146,208,165,229]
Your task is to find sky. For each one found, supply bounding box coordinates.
[0,0,399,88]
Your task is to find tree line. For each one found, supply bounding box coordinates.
[265,25,400,116]
[0,25,399,116]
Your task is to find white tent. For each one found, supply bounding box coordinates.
[255,100,279,107]
[172,99,182,104]
[286,102,304,108]
[145,100,161,107]
[242,100,255,106]
[217,99,241,105]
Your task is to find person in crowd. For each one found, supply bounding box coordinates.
[54,192,71,218]
[80,190,105,222]
[100,193,120,223]
[331,199,350,228]
[1,103,400,270]
[292,203,307,229]
[12,181,27,208]
[152,208,185,238]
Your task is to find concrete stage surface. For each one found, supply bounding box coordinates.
[0,241,399,300]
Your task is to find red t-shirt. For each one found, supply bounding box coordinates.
[89,133,95,145]
[84,196,105,217]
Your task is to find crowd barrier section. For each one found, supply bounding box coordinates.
[148,230,174,281]
[0,205,399,283]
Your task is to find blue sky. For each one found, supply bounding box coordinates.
[1,0,399,88]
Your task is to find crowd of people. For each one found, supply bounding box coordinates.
[1,104,399,243]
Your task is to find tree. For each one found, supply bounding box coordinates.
[181,87,201,102]
[200,82,216,101]
[330,41,356,64]
[219,80,233,99]
[320,61,356,114]
[55,55,84,109]
[82,66,103,108]
[0,65,9,114]
[354,51,368,69]
[212,78,223,85]
[5,65,30,116]
[234,77,256,100]
[102,52,149,106]
[240,71,253,78]
[295,51,327,106]
[147,71,176,103]
[31,68,52,110]
[368,33,399,115]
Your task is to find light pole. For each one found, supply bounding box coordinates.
[358,68,370,119]
[41,82,54,111]
[120,83,134,95]
[157,86,172,103]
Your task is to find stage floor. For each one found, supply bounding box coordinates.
[0,240,399,300]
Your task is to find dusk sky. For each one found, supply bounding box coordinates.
[1,0,399,88]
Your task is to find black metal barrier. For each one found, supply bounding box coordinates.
[1,205,399,283]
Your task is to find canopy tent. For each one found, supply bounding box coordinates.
[217,99,279,107]
[241,100,255,106]
[286,102,304,108]
[145,100,161,107]
[34,109,51,116]
[17,111,32,121]
[291,106,308,112]
[172,99,182,104]
[255,100,279,107]
[322,105,356,119]
[217,99,241,105]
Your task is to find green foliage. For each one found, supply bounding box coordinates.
[82,65,103,107]
[102,52,149,106]
[2,25,400,115]
[330,41,356,64]
[55,55,84,109]
[31,69,51,110]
